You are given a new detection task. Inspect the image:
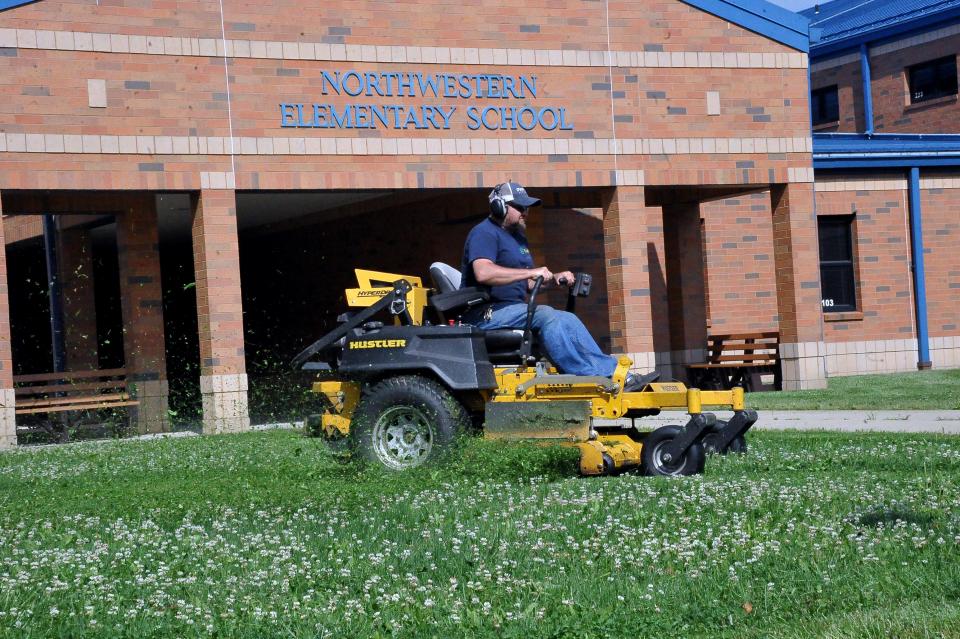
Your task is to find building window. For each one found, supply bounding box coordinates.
[811,85,839,125]
[908,55,958,103]
[818,215,857,312]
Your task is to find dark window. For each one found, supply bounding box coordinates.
[908,55,958,103]
[811,85,839,125]
[818,216,856,312]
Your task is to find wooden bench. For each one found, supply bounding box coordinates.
[13,368,139,415]
[687,332,781,391]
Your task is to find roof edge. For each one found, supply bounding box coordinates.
[0,0,41,11]
[810,7,960,58]
[681,0,811,52]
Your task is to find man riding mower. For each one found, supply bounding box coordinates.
[291,266,757,477]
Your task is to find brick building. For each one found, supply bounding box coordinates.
[804,0,960,376]
[0,0,949,446]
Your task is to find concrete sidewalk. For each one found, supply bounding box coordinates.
[627,410,960,434]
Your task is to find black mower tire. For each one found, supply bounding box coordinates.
[641,425,706,477]
[703,432,748,455]
[351,375,468,470]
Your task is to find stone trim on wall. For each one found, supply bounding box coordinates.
[0,28,809,69]
[825,336,960,376]
[199,374,251,435]
[0,133,814,158]
[0,388,14,450]
[200,172,236,190]
[815,176,960,192]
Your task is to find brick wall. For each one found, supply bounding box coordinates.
[701,191,779,334]
[0,0,812,193]
[921,179,960,338]
[811,34,960,134]
[814,185,913,342]
[812,174,960,373]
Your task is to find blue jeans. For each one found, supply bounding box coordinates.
[472,303,618,377]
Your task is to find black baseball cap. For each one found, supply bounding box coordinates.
[492,181,542,209]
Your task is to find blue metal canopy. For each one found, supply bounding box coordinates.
[804,0,960,57]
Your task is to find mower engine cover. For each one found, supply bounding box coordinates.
[339,325,498,390]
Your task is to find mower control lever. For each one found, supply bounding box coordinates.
[564,272,593,312]
[518,275,545,363]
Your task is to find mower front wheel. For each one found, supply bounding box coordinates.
[641,425,706,477]
[351,375,468,470]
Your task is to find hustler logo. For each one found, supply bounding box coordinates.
[349,339,407,349]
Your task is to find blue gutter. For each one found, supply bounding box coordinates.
[907,168,932,370]
[815,156,960,168]
[859,44,874,135]
[813,132,960,168]
[41,214,66,373]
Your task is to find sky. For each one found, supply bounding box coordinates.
[766,0,819,11]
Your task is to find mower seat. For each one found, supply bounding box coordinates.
[429,262,463,294]
[429,261,532,363]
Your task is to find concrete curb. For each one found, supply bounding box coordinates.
[614,410,960,434]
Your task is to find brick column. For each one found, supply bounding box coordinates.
[663,202,708,379]
[602,186,658,373]
[56,227,99,370]
[0,197,16,448]
[771,183,827,390]
[116,195,170,433]
[191,189,250,434]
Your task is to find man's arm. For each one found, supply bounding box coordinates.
[472,258,552,287]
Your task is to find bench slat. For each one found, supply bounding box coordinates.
[711,341,778,348]
[16,393,131,408]
[15,400,139,415]
[13,368,127,384]
[712,353,778,362]
[16,380,128,396]
[689,361,777,369]
[706,332,779,341]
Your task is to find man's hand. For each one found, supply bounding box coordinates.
[529,266,553,283]
[554,271,575,287]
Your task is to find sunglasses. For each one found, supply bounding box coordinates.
[510,203,528,214]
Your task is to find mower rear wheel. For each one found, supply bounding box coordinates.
[641,425,706,477]
[351,375,468,470]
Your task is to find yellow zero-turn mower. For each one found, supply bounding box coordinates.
[292,267,757,476]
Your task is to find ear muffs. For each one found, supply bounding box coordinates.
[489,183,507,220]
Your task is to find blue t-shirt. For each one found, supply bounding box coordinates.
[461,217,534,308]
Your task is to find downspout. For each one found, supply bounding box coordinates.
[907,167,932,369]
[859,43,874,135]
[41,214,66,373]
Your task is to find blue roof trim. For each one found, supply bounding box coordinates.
[680,0,811,52]
[813,132,960,168]
[0,0,40,11]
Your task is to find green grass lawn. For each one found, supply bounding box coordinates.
[1,430,959,638]
[746,369,960,410]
